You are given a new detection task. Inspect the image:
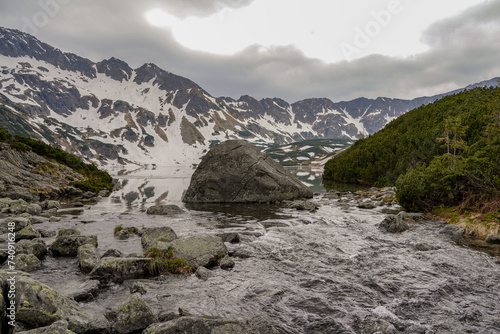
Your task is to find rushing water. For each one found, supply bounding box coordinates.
[31,167,500,334]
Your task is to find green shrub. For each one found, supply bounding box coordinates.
[144,246,194,275]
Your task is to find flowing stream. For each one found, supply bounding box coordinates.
[30,166,500,334]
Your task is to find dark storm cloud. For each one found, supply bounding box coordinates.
[0,0,498,102]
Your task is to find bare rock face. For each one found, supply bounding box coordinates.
[182,140,313,203]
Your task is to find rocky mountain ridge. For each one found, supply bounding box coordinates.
[0,26,498,168]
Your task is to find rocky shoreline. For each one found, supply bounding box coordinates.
[0,182,499,332]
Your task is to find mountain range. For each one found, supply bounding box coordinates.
[0,26,498,168]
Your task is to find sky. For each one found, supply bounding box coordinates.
[0,0,499,103]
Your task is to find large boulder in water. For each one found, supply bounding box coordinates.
[182,140,313,203]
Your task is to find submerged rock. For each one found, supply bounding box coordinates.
[60,279,100,302]
[115,293,157,334]
[182,140,313,203]
[146,204,183,215]
[195,267,215,281]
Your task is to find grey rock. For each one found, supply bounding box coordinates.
[16,224,41,240]
[182,140,313,203]
[485,234,500,244]
[378,215,410,233]
[16,239,48,260]
[195,267,215,281]
[440,224,465,241]
[398,211,427,222]
[102,249,123,258]
[115,229,130,240]
[169,235,228,269]
[57,228,80,237]
[217,232,241,244]
[0,216,30,233]
[358,201,377,209]
[286,200,319,211]
[78,244,100,273]
[61,279,100,302]
[50,235,98,257]
[38,229,57,238]
[0,271,110,333]
[26,203,42,215]
[40,200,61,211]
[48,216,61,222]
[143,316,279,334]
[13,253,42,272]
[90,257,150,283]
[17,320,76,334]
[141,227,177,250]
[219,255,235,270]
[146,204,183,215]
[130,282,147,295]
[115,293,157,334]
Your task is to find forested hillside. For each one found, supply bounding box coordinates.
[323,86,500,212]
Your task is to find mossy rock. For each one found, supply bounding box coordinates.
[57,228,81,237]
[89,257,150,283]
[14,253,42,272]
[16,225,41,241]
[141,227,177,250]
[115,293,157,334]
[15,319,76,334]
[50,235,97,257]
[0,270,109,333]
[16,239,48,260]
[77,244,100,273]
[168,236,228,269]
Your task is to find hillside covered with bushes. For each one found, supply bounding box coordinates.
[323,86,500,213]
[0,127,113,193]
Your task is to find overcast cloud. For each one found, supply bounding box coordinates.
[0,0,499,102]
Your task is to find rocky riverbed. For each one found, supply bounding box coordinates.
[0,182,499,333]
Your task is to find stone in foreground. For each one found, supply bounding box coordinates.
[143,316,279,334]
[169,235,228,269]
[182,140,313,203]
[115,293,157,334]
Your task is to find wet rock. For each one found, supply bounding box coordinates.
[26,204,42,215]
[398,211,427,222]
[195,267,214,281]
[485,234,500,244]
[0,216,30,233]
[78,244,100,273]
[115,293,157,334]
[98,189,109,197]
[143,316,279,334]
[146,204,183,215]
[102,249,123,258]
[50,235,97,257]
[141,227,177,250]
[71,201,84,207]
[57,228,80,237]
[0,270,110,333]
[217,232,241,244]
[9,199,29,214]
[130,282,147,295]
[0,249,7,264]
[40,200,61,211]
[90,257,150,283]
[16,224,41,240]
[440,224,465,241]
[38,229,56,238]
[17,320,75,334]
[16,239,48,260]
[378,215,410,233]
[14,253,42,272]
[28,216,47,225]
[114,229,130,240]
[285,200,319,211]
[48,216,61,222]
[182,140,313,203]
[169,235,228,269]
[219,255,235,270]
[358,201,377,209]
[61,279,100,302]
